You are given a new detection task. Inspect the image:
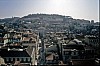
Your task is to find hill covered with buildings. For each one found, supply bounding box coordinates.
[0,14,100,65]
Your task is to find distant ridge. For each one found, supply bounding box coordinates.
[0,13,99,23]
[22,13,72,18]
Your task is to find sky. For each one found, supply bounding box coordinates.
[0,0,99,22]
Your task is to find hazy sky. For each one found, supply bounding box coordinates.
[0,0,99,22]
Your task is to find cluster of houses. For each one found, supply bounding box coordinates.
[0,25,38,65]
[41,32,100,65]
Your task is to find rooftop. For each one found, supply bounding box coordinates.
[0,50,30,57]
[0,46,34,57]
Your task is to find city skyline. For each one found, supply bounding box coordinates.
[0,0,99,22]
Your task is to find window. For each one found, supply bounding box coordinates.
[11,58,13,61]
[26,58,28,62]
[24,58,26,62]
[71,52,74,55]
[13,58,15,61]
[9,58,11,62]
[20,58,22,61]
[17,58,19,61]
[28,58,30,62]
[71,52,77,55]
[6,58,9,61]
[22,58,24,62]
[64,51,69,55]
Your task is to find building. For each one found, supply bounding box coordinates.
[0,46,35,65]
[85,35,99,48]
[0,25,8,46]
[61,41,85,64]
